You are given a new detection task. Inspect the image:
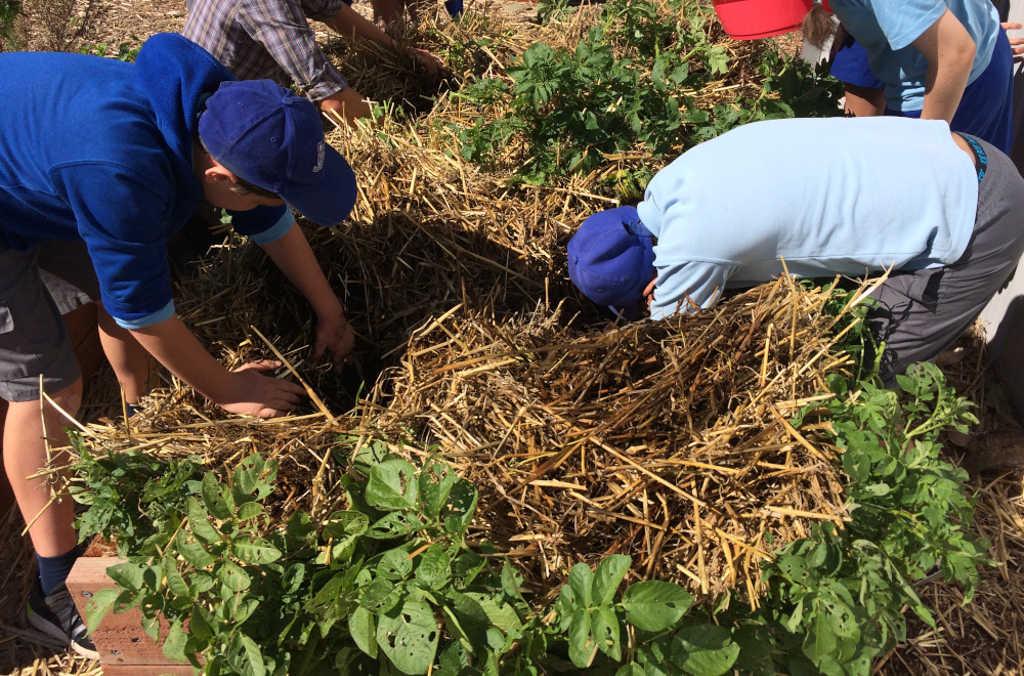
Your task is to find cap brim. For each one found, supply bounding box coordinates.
[279,146,357,227]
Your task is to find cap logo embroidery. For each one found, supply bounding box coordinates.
[313,141,326,173]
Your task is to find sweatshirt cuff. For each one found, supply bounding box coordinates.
[114,300,175,329]
[249,211,295,245]
[306,69,350,103]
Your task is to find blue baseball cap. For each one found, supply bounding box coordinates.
[199,80,357,227]
[567,206,656,319]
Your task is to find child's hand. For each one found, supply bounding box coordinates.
[407,46,444,75]
[315,307,355,364]
[216,360,307,418]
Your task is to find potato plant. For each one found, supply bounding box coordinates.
[455,0,841,197]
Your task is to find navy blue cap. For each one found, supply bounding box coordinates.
[567,206,656,318]
[199,80,356,227]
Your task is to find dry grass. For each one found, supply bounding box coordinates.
[62,278,861,604]
[378,281,858,602]
[12,0,102,52]
[878,472,1024,675]
[2,1,1024,674]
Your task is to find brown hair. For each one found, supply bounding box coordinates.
[197,136,281,200]
[802,4,836,49]
[230,175,280,200]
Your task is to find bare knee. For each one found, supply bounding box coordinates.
[50,379,83,415]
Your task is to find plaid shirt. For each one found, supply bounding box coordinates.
[183,0,349,102]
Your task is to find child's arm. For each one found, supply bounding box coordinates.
[62,167,306,418]
[325,3,443,75]
[130,316,306,418]
[914,9,975,124]
[258,222,355,362]
[649,261,733,320]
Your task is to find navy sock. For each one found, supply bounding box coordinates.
[37,547,82,595]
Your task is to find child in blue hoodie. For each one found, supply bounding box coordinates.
[0,33,358,655]
[805,0,1014,151]
[568,116,1024,384]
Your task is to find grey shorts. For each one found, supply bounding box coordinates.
[0,241,100,402]
[870,136,1024,382]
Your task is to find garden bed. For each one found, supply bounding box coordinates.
[2,0,1023,673]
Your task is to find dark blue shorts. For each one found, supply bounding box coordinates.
[895,30,1015,153]
[831,31,1015,153]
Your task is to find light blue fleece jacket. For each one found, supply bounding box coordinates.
[638,117,978,320]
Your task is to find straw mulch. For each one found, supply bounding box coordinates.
[3,1,1024,675]
[378,281,855,601]
[69,276,858,605]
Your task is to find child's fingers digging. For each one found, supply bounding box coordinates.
[270,388,304,408]
[276,378,307,398]
[255,405,286,419]
[216,367,306,418]
[234,359,283,374]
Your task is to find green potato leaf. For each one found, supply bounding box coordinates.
[672,624,740,676]
[621,580,693,632]
[366,459,419,512]
[349,606,378,658]
[232,537,282,565]
[376,599,440,675]
[414,544,451,590]
[592,555,631,605]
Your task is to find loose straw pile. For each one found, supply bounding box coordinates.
[68,277,856,607]
[379,278,855,601]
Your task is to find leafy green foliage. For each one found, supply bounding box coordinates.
[0,0,19,48]
[71,449,202,556]
[535,0,571,26]
[456,0,839,195]
[760,361,986,674]
[79,41,140,61]
[76,445,707,674]
[552,556,739,674]
[621,580,694,631]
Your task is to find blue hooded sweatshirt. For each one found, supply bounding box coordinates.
[0,33,293,328]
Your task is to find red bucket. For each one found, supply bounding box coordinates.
[712,0,815,40]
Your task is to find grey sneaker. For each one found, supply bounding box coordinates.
[26,582,99,660]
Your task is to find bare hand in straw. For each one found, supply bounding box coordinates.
[315,306,356,365]
[216,360,307,418]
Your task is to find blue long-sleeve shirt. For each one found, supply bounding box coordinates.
[638,117,978,320]
[0,33,293,328]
